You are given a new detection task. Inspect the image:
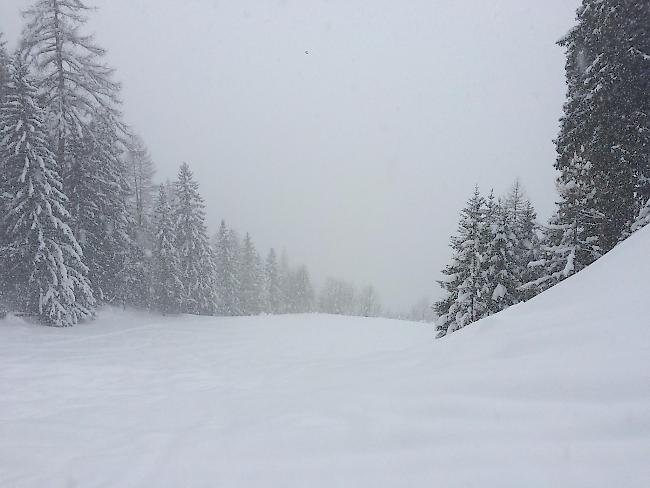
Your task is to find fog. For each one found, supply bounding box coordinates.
[0,0,580,311]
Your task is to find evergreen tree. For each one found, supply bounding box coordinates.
[214,220,241,316]
[67,114,133,302]
[523,163,602,295]
[151,185,183,314]
[126,134,156,232]
[517,200,543,301]
[238,233,264,315]
[434,187,489,338]
[484,201,520,313]
[173,163,216,314]
[264,248,281,314]
[124,134,156,304]
[20,0,122,174]
[0,60,94,325]
[278,249,292,313]
[556,0,650,252]
[292,265,315,313]
[502,182,542,301]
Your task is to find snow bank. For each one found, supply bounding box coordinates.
[1,229,649,487]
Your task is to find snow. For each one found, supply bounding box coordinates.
[1,230,650,487]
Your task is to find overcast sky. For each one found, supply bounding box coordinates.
[1,0,581,312]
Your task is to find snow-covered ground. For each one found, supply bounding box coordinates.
[1,230,650,487]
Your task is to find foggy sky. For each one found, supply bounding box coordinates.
[0,0,581,312]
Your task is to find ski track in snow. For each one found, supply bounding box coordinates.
[1,229,650,487]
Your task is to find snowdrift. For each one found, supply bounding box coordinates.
[1,229,649,487]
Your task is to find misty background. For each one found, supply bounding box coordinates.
[0,0,580,312]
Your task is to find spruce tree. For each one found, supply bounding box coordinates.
[264,248,281,314]
[173,163,216,315]
[278,249,292,313]
[484,201,520,314]
[292,265,315,313]
[517,200,543,301]
[65,113,133,302]
[556,0,650,251]
[0,60,94,325]
[151,185,183,314]
[434,187,489,337]
[523,160,602,295]
[214,220,241,316]
[238,233,264,315]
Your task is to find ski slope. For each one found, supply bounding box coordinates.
[1,229,649,487]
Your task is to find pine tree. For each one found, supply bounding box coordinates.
[517,200,543,301]
[173,163,216,315]
[523,161,602,295]
[264,248,281,314]
[484,201,520,314]
[556,0,650,252]
[278,249,292,313]
[66,114,133,303]
[238,233,264,315]
[434,187,489,337]
[151,185,183,314]
[126,134,156,232]
[20,0,122,174]
[214,220,241,316]
[0,60,94,325]
[292,265,315,313]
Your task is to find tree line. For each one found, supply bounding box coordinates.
[434,0,650,338]
[0,1,386,325]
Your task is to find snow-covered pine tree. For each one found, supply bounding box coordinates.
[0,59,94,325]
[517,199,543,301]
[278,249,292,313]
[126,134,156,233]
[213,220,241,316]
[20,0,122,175]
[483,200,520,314]
[292,265,315,313]
[556,0,650,251]
[121,136,156,309]
[151,185,183,314]
[523,156,602,295]
[65,113,133,303]
[434,187,489,338]
[238,233,264,315]
[502,181,542,302]
[173,163,216,315]
[264,248,281,314]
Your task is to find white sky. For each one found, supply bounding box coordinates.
[0,0,581,312]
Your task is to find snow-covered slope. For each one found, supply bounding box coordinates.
[1,230,649,488]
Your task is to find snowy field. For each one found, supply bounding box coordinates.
[1,229,650,487]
